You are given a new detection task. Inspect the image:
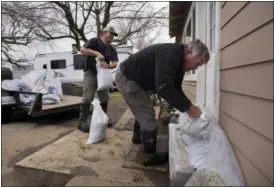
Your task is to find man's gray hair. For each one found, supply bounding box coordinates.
[185,39,210,63]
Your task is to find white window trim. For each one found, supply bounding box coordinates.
[182,3,197,81]
[207,1,217,53]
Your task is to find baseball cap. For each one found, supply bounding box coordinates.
[102,26,118,37]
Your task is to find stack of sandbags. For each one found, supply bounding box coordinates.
[169,107,244,186]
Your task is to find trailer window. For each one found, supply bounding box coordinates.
[73,54,86,70]
[51,59,66,69]
[43,64,47,69]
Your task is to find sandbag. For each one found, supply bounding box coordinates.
[2,79,22,91]
[177,111,210,146]
[198,109,244,186]
[87,99,109,144]
[178,112,210,138]
[20,70,63,105]
[177,108,244,186]
[187,139,209,169]
[96,59,114,91]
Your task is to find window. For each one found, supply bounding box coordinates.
[73,54,86,70]
[183,5,196,77]
[50,59,66,69]
[208,2,216,51]
[43,64,47,69]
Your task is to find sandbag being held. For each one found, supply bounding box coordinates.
[96,59,114,91]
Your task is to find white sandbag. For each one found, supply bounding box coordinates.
[20,94,35,105]
[198,109,244,186]
[187,139,209,169]
[20,70,47,92]
[2,79,22,91]
[42,94,61,104]
[178,112,210,138]
[44,70,63,98]
[178,107,244,186]
[87,99,109,144]
[96,59,114,91]
[181,134,201,146]
[177,111,210,146]
[19,70,63,105]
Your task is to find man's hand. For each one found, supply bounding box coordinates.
[96,52,105,61]
[108,61,117,69]
[187,105,202,119]
[101,62,110,69]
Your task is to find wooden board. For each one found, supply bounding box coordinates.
[42,95,82,110]
[21,95,83,117]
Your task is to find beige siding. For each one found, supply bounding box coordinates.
[182,81,196,103]
[220,2,274,186]
[221,2,273,48]
[220,22,273,69]
[221,1,248,28]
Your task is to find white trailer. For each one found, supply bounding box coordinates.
[33,46,136,84]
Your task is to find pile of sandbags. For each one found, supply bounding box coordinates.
[171,107,244,186]
[2,70,63,105]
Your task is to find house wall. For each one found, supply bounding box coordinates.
[220,2,273,186]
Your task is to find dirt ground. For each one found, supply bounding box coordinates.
[1,92,128,186]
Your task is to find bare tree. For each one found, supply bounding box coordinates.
[1,2,57,67]
[17,2,167,48]
[1,2,168,66]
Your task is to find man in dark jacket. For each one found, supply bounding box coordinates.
[78,26,119,132]
[115,39,210,166]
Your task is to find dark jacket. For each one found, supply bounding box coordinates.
[120,43,192,112]
[82,37,118,74]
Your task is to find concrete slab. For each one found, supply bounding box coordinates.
[113,107,161,131]
[169,123,195,186]
[15,129,168,186]
[122,143,169,173]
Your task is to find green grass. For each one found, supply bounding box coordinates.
[110,91,124,102]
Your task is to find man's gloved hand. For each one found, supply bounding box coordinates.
[187,104,202,119]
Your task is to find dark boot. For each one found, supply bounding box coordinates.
[132,120,142,144]
[100,102,113,128]
[141,128,169,166]
[78,103,91,133]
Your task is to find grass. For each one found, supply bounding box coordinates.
[110,91,124,102]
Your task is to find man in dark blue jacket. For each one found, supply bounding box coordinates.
[115,39,210,166]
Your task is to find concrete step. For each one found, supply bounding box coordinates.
[169,123,195,186]
[15,107,168,186]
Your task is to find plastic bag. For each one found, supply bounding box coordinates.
[187,139,209,169]
[198,109,244,186]
[178,112,210,139]
[177,107,244,186]
[2,79,22,91]
[19,70,63,105]
[87,99,109,144]
[20,70,47,92]
[177,111,210,146]
[96,59,114,91]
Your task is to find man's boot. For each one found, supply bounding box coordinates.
[100,102,113,127]
[78,103,91,133]
[141,128,169,166]
[132,120,142,144]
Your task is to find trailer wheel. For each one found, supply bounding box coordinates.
[1,106,12,124]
